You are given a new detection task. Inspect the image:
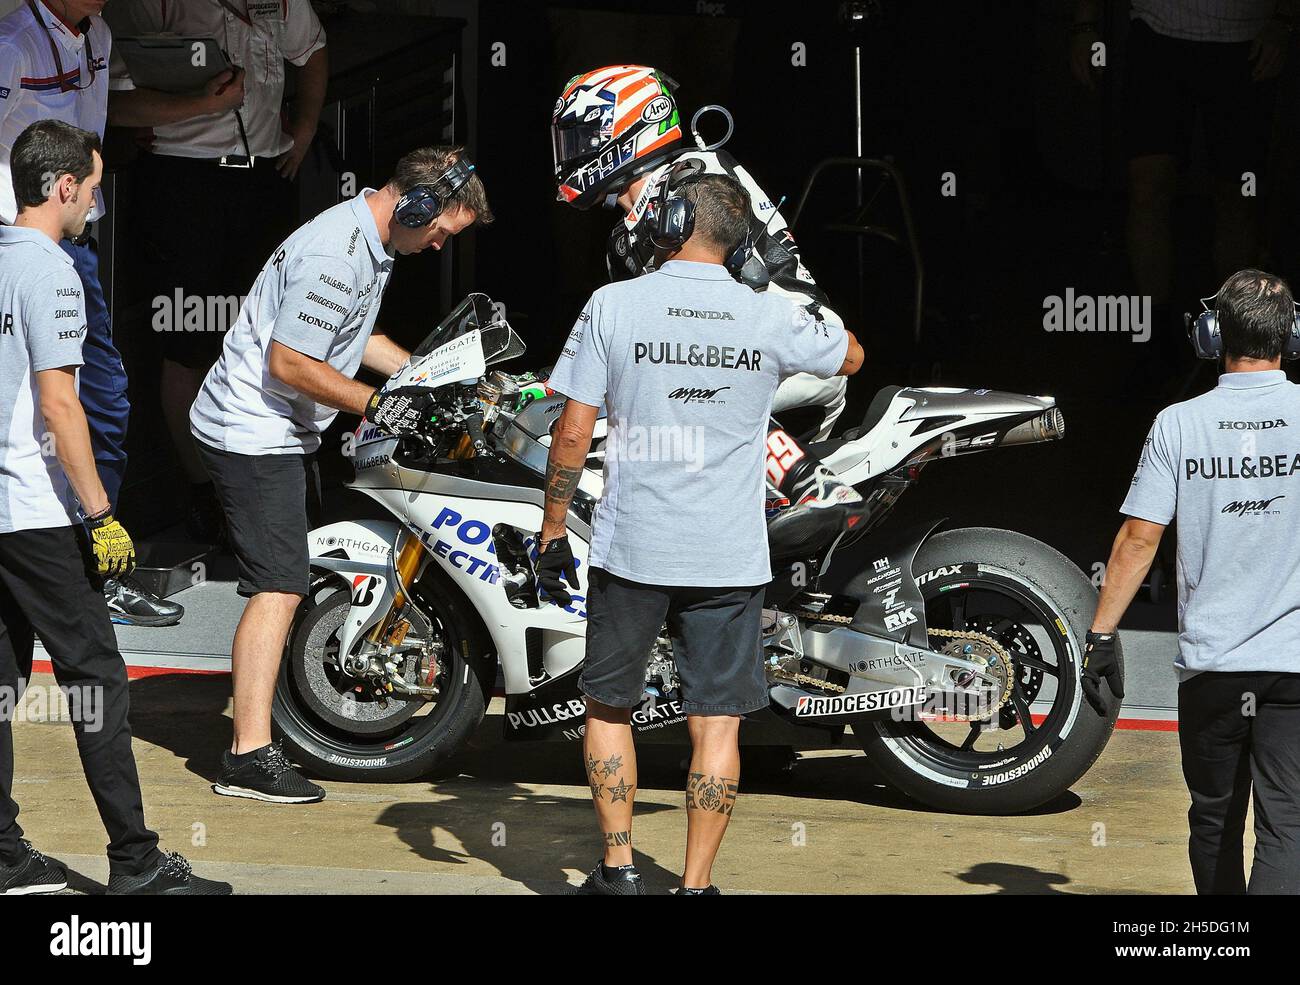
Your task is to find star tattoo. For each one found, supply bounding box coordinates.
[608,777,633,802]
[600,754,623,778]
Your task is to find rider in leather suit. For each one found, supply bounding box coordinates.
[550,65,865,549]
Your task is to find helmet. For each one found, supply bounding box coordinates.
[552,65,682,210]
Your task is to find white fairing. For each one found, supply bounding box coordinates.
[323,377,1056,697]
[820,387,1058,487]
[307,519,402,660]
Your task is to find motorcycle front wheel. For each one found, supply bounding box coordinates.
[272,569,491,782]
[856,527,1121,814]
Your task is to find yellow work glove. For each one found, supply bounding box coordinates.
[85,510,136,579]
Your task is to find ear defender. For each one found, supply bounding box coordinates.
[1190,302,1300,361]
[394,157,476,229]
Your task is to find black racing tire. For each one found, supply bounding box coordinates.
[272,568,491,782]
[856,527,1121,814]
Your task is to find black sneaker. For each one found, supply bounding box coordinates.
[107,851,231,895]
[213,741,326,804]
[674,884,722,895]
[572,860,645,895]
[0,841,68,896]
[104,575,185,627]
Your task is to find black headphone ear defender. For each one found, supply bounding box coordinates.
[1190,296,1300,361]
[648,161,700,252]
[648,160,754,276]
[394,156,476,229]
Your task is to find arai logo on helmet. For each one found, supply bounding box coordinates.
[642,96,673,123]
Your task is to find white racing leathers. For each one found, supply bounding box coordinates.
[607,148,847,439]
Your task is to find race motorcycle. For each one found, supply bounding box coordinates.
[272,295,1121,815]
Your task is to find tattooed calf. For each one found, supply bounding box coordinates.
[686,773,738,815]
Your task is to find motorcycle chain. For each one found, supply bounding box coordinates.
[770,667,847,694]
[926,627,1016,721]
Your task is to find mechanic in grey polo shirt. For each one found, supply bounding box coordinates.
[1090,269,1300,894]
[0,120,226,895]
[538,173,863,895]
[190,145,492,805]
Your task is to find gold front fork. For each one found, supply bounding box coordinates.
[366,529,426,645]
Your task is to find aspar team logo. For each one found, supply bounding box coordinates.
[795,685,924,717]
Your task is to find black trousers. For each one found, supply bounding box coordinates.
[0,525,160,875]
[1178,671,1300,894]
[131,152,295,370]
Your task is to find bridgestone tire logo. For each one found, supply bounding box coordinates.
[795,685,924,717]
[980,745,1051,785]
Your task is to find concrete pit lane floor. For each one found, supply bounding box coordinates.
[12,670,1222,895]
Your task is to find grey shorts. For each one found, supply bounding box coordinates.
[197,441,321,598]
[579,568,768,717]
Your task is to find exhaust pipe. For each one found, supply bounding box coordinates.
[1000,407,1065,447]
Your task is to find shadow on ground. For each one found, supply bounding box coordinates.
[126,673,1087,824]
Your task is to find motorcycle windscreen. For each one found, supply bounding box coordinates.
[390,293,525,391]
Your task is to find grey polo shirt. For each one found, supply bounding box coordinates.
[547,259,848,587]
[1122,370,1300,677]
[0,226,86,533]
[190,189,394,455]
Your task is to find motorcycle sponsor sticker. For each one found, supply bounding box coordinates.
[980,745,1052,786]
[353,454,389,472]
[423,507,589,616]
[351,575,384,606]
[794,685,924,718]
[856,653,925,673]
[632,696,685,731]
[508,697,588,732]
[883,607,918,632]
[397,328,487,390]
[313,534,392,557]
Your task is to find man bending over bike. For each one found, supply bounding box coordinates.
[550,65,866,548]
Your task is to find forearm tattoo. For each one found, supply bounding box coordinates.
[686,773,738,815]
[544,461,583,523]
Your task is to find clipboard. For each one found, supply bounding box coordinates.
[115,36,233,94]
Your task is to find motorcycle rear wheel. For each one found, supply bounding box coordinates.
[856,527,1120,814]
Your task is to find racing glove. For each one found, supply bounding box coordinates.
[85,509,136,579]
[1081,630,1124,715]
[365,386,439,436]
[535,535,580,607]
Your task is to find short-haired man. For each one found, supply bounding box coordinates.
[1090,269,1300,894]
[538,173,863,894]
[191,146,491,804]
[0,0,247,626]
[1,120,227,895]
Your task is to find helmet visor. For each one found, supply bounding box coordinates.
[551,118,603,175]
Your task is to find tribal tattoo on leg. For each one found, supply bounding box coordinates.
[604,830,631,847]
[686,773,738,816]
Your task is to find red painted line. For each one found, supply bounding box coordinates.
[1115,717,1179,732]
[31,660,227,681]
[1031,711,1178,733]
